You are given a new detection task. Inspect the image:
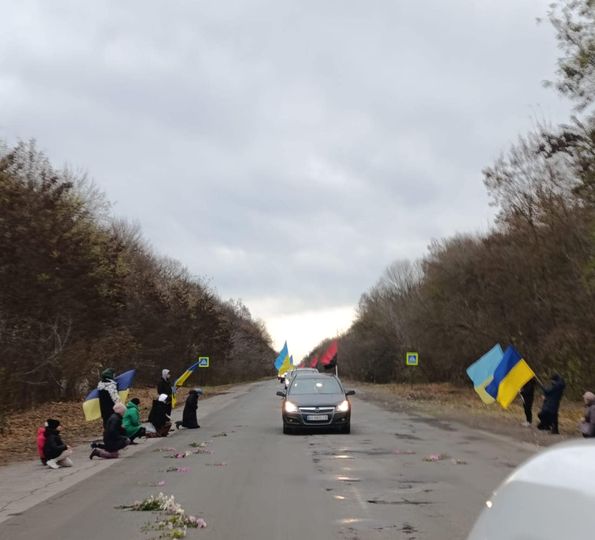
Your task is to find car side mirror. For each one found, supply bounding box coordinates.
[276,391,286,397]
[345,390,355,396]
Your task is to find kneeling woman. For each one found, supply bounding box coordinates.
[90,402,130,459]
[148,394,172,437]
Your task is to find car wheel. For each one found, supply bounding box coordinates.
[341,423,351,434]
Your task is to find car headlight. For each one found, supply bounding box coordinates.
[284,401,299,413]
[336,400,350,412]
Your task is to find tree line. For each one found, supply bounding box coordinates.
[309,1,595,397]
[0,141,275,423]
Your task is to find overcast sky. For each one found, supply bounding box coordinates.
[1,0,571,359]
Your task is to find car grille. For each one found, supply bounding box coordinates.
[298,406,336,424]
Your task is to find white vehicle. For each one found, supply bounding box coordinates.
[467,439,595,539]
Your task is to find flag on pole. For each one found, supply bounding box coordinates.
[309,355,319,368]
[466,344,503,404]
[485,345,535,409]
[274,342,289,371]
[278,355,293,375]
[172,361,200,408]
[320,340,338,369]
[82,369,136,421]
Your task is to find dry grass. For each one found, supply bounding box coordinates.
[352,381,586,443]
[0,384,232,466]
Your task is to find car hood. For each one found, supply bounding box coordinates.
[286,393,345,407]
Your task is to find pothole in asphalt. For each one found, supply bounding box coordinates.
[394,432,421,440]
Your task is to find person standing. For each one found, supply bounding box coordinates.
[175,388,202,429]
[537,373,566,434]
[43,419,73,469]
[520,378,536,426]
[122,398,146,443]
[580,391,595,438]
[97,368,121,428]
[157,369,173,416]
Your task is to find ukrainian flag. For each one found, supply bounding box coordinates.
[466,344,503,404]
[274,342,289,371]
[278,354,293,375]
[485,346,535,409]
[172,361,199,408]
[82,369,136,421]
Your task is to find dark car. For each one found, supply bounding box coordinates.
[276,374,355,434]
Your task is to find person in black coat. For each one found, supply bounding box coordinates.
[148,394,172,437]
[520,378,536,426]
[537,373,566,434]
[97,367,120,428]
[157,369,173,416]
[175,389,203,429]
[90,402,130,459]
[43,419,73,469]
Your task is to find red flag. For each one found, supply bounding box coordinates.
[320,340,338,369]
[309,355,319,368]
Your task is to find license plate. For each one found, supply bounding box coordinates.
[306,414,328,421]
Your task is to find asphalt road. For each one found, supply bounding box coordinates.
[0,380,536,540]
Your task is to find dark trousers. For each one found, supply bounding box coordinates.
[537,410,559,434]
[522,394,534,423]
[129,427,146,442]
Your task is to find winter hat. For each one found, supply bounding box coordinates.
[583,391,595,404]
[131,398,140,405]
[101,368,115,381]
[113,402,126,415]
[162,369,170,380]
[46,419,60,429]
[158,393,169,403]
[194,388,204,395]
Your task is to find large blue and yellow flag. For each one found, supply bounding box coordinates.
[274,342,289,371]
[172,361,200,408]
[82,369,136,421]
[485,346,535,409]
[466,344,503,404]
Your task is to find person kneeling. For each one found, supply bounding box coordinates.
[148,394,172,437]
[175,388,202,429]
[43,419,73,469]
[90,402,130,459]
[122,398,146,444]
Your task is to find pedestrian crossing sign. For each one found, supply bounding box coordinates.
[406,352,419,366]
[198,356,210,368]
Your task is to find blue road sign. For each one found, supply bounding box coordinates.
[198,356,210,368]
[406,352,419,366]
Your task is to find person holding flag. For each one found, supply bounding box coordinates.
[97,368,121,428]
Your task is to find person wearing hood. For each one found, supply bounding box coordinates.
[175,388,203,429]
[122,398,146,443]
[90,402,130,459]
[580,391,595,438]
[148,393,172,437]
[537,373,566,434]
[43,419,73,469]
[157,369,173,416]
[97,368,121,428]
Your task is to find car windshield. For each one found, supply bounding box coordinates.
[290,378,342,395]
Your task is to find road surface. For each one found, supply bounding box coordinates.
[0,380,536,540]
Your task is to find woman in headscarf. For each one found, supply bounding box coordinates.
[175,388,203,429]
[97,368,121,428]
[580,391,595,438]
[157,369,173,416]
[148,394,172,437]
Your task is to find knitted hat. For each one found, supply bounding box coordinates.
[162,369,170,380]
[46,419,60,429]
[131,398,140,405]
[101,368,115,381]
[584,391,595,404]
